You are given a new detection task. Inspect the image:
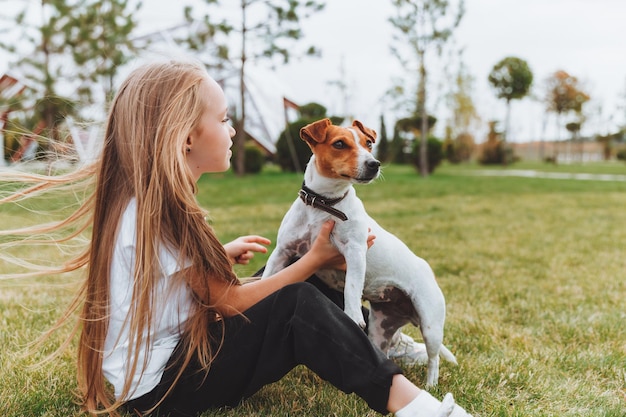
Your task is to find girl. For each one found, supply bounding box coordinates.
[1,59,473,417]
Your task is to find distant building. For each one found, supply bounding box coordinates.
[511,140,607,163]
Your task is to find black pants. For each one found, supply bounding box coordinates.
[124,277,401,416]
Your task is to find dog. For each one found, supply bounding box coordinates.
[262,118,456,386]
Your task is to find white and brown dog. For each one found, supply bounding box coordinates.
[262,118,456,386]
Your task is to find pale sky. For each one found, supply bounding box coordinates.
[264,0,626,142]
[134,0,626,142]
[3,0,626,142]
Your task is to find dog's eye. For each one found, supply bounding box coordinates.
[366,140,373,149]
[333,141,345,149]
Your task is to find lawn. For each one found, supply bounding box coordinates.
[1,161,626,416]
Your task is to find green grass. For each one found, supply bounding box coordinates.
[2,161,626,416]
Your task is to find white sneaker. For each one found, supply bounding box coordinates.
[387,332,429,366]
[394,391,473,417]
[438,393,473,417]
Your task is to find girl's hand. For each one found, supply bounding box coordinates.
[310,221,376,271]
[224,235,271,265]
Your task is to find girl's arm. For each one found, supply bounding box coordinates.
[209,220,349,317]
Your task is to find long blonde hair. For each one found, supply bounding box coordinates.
[0,59,238,415]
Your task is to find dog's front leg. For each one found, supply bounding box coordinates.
[262,213,312,278]
[261,246,294,278]
[336,242,368,329]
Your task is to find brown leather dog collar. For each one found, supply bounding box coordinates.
[298,182,349,221]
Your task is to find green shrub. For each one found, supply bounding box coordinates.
[230,142,265,174]
[275,119,313,172]
[244,144,265,174]
[411,136,443,173]
[478,121,517,165]
[389,128,410,164]
[444,132,476,164]
[479,140,517,165]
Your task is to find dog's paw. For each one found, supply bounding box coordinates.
[345,307,366,329]
[348,313,366,329]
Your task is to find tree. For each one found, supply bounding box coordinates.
[0,1,78,143]
[389,124,409,164]
[389,0,465,177]
[396,115,448,174]
[545,70,590,156]
[488,56,533,142]
[182,0,324,176]
[0,0,140,151]
[566,121,583,161]
[376,114,390,162]
[449,58,479,135]
[620,78,626,131]
[62,0,141,104]
[445,55,479,162]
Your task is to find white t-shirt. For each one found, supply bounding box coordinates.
[102,198,193,400]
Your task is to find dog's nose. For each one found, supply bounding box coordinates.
[366,159,381,170]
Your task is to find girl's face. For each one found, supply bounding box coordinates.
[186,76,236,180]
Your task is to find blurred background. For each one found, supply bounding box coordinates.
[1,0,625,175]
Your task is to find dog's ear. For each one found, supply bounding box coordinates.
[300,118,332,147]
[352,120,377,143]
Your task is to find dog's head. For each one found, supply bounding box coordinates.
[300,118,381,183]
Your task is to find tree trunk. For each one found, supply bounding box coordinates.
[234,0,247,176]
[0,129,5,166]
[417,53,428,177]
[555,112,562,162]
[503,99,510,166]
[504,99,511,142]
